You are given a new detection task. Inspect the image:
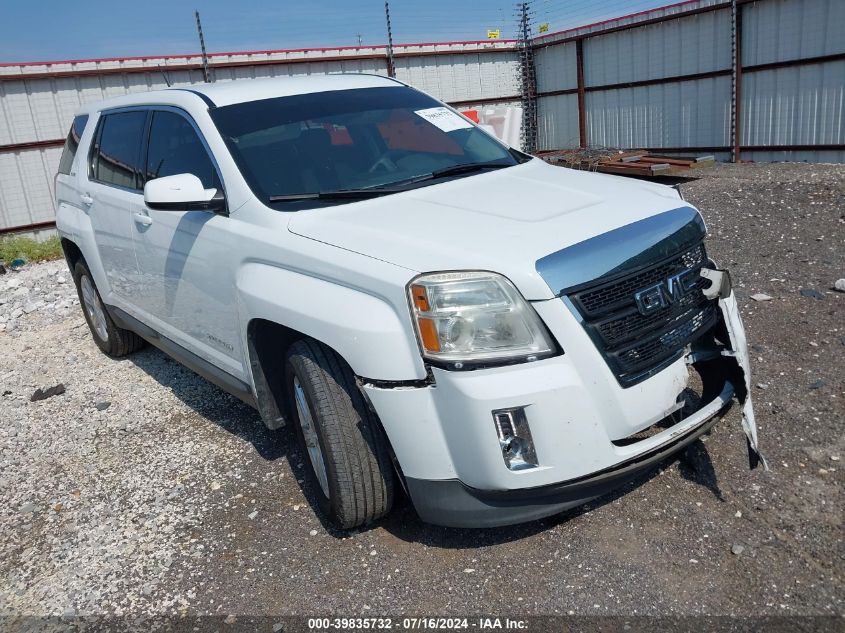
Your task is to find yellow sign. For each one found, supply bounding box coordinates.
[539,23,550,33]
[487,29,500,39]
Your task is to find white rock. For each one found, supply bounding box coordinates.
[750,293,773,302]
[834,279,845,292]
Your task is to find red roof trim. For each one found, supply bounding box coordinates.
[0,39,517,68]
[0,0,711,67]
[534,0,707,43]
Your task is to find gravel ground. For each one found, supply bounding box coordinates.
[0,162,842,622]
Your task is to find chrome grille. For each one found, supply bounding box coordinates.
[567,241,716,387]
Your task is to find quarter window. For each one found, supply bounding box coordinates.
[92,111,147,190]
[145,111,219,190]
[58,115,89,175]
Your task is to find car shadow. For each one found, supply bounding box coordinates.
[677,438,724,501]
[125,345,724,544]
[127,346,287,462]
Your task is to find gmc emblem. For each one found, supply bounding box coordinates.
[634,268,700,315]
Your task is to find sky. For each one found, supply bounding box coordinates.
[0,0,676,63]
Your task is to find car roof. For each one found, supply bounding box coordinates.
[78,74,404,114]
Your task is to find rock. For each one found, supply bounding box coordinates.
[247,510,258,520]
[831,455,840,462]
[735,510,742,518]
[809,379,826,390]
[309,529,318,536]
[94,401,111,411]
[834,279,845,292]
[731,544,745,556]
[224,615,236,625]
[799,288,824,300]
[756,383,769,390]
[30,384,66,402]
[22,301,43,314]
[57,276,67,284]
[20,502,38,513]
[750,293,772,302]
[210,481,222,491]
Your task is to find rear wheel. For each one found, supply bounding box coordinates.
[285,338,394,529]
[72,261,144,357]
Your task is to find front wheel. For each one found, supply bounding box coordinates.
[285,339,395,529]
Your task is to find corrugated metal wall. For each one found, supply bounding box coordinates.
[2,0,844,235]
[534,0,844,160]
[740,0,845,161]
[0,42,519,234]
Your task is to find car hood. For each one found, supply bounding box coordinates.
[287,159,691,300]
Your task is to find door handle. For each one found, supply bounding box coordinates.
[133,212,153,227]
[80,194,94,206]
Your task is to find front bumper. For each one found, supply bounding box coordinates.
[406,381,733,527]
[363,291,763,528]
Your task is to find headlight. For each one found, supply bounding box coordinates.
[407,271,556,366]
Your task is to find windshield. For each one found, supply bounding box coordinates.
[210,86,520,208]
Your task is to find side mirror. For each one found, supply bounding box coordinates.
[144,173,226,214]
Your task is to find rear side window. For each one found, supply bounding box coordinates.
[145,111,220,189]
[91,111,147,190]
[57,115,89,175]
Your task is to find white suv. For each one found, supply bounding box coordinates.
[54,74,765,529]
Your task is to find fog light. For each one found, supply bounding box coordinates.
[492,407,538,470]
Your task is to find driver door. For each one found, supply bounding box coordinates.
[131,108,245,377]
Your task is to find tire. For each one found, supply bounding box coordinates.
[285,338,394,529]
[72,261,144,358]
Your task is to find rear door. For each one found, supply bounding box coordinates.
[85,109,148,307]
[131,107,244,377]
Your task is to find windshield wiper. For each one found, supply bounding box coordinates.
[360,161,514,191]
[268,163,513,202]
[269,188,399,202]
[428,161,512,179]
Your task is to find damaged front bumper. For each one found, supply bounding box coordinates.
[701,268,768,471]
[365,274,765,528]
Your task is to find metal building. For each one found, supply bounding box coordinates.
[0,41,520,235]
[0,0,843,236]
[533,0,844,162]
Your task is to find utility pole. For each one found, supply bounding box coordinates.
[357,33,363,47]
[516,2,538,152]
[384,1,396,78]
[195,10,212,83]
[729,0,742,162]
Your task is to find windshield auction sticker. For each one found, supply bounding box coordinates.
[414,107,474,132]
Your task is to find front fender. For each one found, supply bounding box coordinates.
[236,262,426,381]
